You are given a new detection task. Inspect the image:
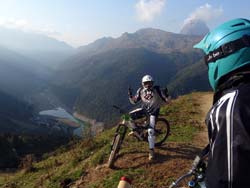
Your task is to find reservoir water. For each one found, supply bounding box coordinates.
[39,107,85,137]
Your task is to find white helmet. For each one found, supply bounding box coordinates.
[142,75,154,88]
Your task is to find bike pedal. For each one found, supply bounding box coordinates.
[128,131,135,136]
[128,131,143,140]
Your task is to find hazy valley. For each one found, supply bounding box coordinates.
[0,25,211,169]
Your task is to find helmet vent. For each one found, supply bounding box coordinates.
[232,22,245,27]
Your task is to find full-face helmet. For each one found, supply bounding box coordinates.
[142,75,154,89]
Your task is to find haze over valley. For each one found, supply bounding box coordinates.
[0,22,211,169]
[0,25,211,132]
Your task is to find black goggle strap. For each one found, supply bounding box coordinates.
[204,35,250,66]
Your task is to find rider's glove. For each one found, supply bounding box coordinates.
[191,155,201,171]
[165,96,171,104]
[128,87,133,98]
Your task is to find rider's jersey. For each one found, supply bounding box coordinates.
[205,82,250,188]
[129,86,168,114]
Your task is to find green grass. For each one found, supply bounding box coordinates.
[0,92,206,188]
[160,93,203,142]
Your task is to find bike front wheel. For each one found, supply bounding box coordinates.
[107,124,127,168]
[154,118,170,146]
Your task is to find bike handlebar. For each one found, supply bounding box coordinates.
[112,105,120,110]
[169,170,193,188]
[169,159,207,188]
[112,105,126,114]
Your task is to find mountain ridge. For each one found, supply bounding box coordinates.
[77,28,202,56]
[0,27,76,69]
[0,27,74,51]
[180,19,209,36]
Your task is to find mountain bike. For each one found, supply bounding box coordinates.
[107,105,170,168]
[169,160,207,188]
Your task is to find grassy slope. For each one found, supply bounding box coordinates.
[0,92,212,188]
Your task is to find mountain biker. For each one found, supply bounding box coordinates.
[193,18,250,188]
[128,75,169,160]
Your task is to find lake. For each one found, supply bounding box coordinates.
[39,107,85,137]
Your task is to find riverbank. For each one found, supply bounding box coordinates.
[73,112,105,135]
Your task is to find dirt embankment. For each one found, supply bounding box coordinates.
[73,112,105,135]
[193,93,213,147]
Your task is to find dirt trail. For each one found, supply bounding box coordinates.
[199,93,213,117]
[193,92,213,147]
[74,93,214,188]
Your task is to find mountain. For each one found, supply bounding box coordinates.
[78,28,202,55]
[168,59,211,96]
[180,19,209,36]
[0,45,50,102]
[0,33,75,111]
[0,90,49,135]
[0,27,75,69]
[0,90,33,132]
[0,29,78,135]
[0,29,78,169]
[0,47,61,133]
[51,28,208,124]
[0,72,72,169]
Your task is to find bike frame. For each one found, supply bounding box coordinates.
[121,114,131,125]
[107,105,170,168]
[116,113,145,141]
[114,106,170,144]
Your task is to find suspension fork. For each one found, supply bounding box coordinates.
[111,123,127,146]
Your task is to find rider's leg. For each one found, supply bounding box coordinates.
[129,107,144,129]
[148,109,160,160]
[148,115,156,160]
[148,115,156,148]
[128,108,145,139]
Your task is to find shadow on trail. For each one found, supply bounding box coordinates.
[159,143,202,156]
[156,145,201,162]
[111,143,202,170]
[112,150,149,169]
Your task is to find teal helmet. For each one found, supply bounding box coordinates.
[194,18,250,90]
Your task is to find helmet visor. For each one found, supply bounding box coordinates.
[143,81,153,88]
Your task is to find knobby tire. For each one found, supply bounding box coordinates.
[107,124,126,168]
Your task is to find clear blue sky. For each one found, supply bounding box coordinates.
[0,0,250,47]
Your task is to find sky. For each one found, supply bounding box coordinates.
[0,0,250,48]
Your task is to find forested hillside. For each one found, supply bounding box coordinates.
[51,28,209,124]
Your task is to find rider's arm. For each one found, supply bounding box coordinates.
[129,88,141,104]
[159,87,171,103]
[191,144,210,171]
[199,143,210,158]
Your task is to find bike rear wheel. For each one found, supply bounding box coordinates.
[107,124,127,168]
[154,118,170,146]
